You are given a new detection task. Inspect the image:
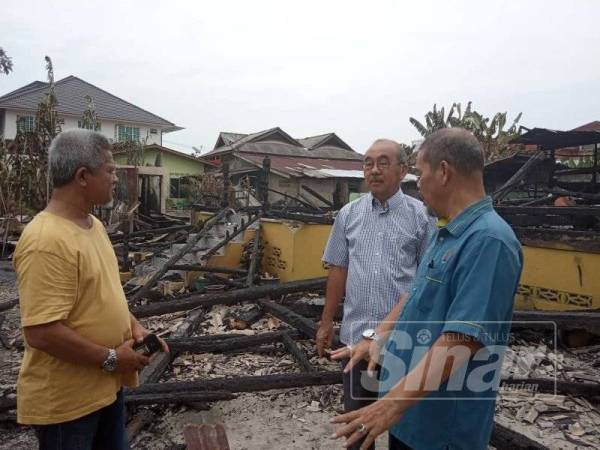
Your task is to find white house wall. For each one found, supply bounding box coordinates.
[2,109,163,145]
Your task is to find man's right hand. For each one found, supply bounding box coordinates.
[316,321,334,357]
[330,338,381,374]
[115,339,150,373]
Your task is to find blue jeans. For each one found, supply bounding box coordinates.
[34,390,129,450]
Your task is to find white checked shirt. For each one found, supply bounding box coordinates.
[322,188,436,345]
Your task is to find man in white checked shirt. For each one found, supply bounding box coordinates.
[317,139,435,450]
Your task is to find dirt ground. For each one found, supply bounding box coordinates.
[2,259,600,449]
[0,262,386,450]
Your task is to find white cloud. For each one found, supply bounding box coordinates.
[2,0,599,153]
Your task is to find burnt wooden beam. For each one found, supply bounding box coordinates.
[245,225,261,287]
[228,305,265,329]
[0,391,235,414]
[126,390,235,406]
[281,331,314,372]
[491,422,550,450]
[129,371,342,396]
[493,150,547,202]
[110,224,192,243]
[126,307,207,440]
[512,310,600,332]
[301,184,333,207]
[139,308,205,385]
[0,297,18,312]
[166,330,302,353]
[130,208,230,303]
[171,265,247,275]
[281,301,342,320]
[126,408,155,440]
[496,206,600,217]
[131,278,326,318]
[203,273,245,289]
[199,213,261,261]
[258,299,341,347]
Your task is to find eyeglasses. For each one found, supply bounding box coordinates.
[362,159,404,170]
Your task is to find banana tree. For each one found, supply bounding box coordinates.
[409,102,522,161]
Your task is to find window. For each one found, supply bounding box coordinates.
[78,120,101,131]
[150,128,158,134]
[170,177,181,197]
[170,177,191,198]
[17,115,35,133]
[116,124,140,142]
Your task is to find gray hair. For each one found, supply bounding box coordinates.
[49,130,111,187]
[420,128,484,175]
[371,138,408,164]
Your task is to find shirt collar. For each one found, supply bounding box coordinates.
[370,187,405,213]
[443,196,493,237]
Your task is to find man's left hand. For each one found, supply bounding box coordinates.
[130,319,170,354]
[330,399,405,449]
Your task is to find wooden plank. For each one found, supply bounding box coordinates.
[184,423,230,450]
[125,390,235,406]
[491,422,549,450]
[129,371,342,396]
[130,208,230,302]
[258,299,341,347]
[131,278,326,318]
[281,331,314,372]
[166,330,302,353]
[245,224,261,287]
[170,265,247,275]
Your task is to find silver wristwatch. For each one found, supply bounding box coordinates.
[362,329,379,342]
[101,348,118,373]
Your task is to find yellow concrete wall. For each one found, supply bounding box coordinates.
[261,219,330,282]
[192,210,600,311]
[515,246,600,311]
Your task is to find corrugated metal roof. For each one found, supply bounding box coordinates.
[112,144,214,166]
[572,121,600,133]
[205,128,362,161]
[236,153,364,178]
[214,132,248,148]
[308,145,362,160]
[0,76,181,131]
[312,169,364,178]
[297,133,332,149]
[298,132,355,152]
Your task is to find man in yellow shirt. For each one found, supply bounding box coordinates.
[13,129,167,449]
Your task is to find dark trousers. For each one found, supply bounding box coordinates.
[389,434,413,449]
[34,389,129,450]
[342,358,380,450]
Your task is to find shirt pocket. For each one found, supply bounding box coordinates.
[387,230,419,268]
[415,265,447,312]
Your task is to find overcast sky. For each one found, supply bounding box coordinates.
[2,0,599,154]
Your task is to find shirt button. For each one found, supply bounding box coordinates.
[374,270,378,274]
[375,253,380,256]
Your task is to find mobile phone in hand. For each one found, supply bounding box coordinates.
[133,334,161,356]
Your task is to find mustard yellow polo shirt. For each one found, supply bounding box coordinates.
[13,212,137,425]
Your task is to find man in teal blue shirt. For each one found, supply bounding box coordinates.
[331,128,523,450]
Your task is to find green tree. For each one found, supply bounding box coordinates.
[80,95,101,131]
[410,102,522,161]
[1,56,61,215]
[0,47,13,75]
